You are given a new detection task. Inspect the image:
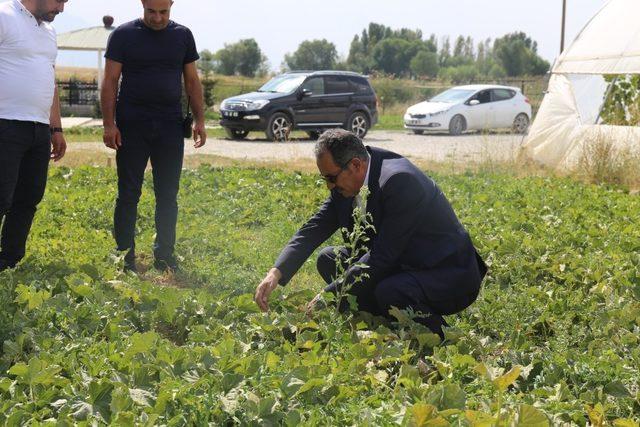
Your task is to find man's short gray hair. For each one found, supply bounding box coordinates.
[314,129,368,168]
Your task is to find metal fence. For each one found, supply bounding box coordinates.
[57,80,99,106]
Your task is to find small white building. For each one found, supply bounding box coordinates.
[57,16,115,92]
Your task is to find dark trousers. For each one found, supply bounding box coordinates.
[114,120,184,261]
[0,119,51,265]
[317,246,446,338]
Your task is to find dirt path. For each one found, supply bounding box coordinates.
[64,130,526,168]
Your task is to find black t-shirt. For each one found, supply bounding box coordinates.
[105,19,199,121]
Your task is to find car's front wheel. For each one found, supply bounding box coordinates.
[448,114,466,136]
[266,113,292,141]
[512,113,530,134]
[347,111,369,139]
[224,128,250,140]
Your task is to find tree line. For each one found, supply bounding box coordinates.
[198,23,550,82]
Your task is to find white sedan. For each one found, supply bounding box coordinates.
[404,84,532,135]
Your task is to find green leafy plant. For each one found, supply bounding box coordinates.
[331,186,375,314]
[601,75,640,126]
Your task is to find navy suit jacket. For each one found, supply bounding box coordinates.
[274,147,486,314]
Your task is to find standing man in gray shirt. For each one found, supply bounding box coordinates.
[0,0,68,272]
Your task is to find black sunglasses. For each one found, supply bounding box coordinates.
[321,158,353,184]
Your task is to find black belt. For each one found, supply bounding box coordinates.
[0,118,49,126]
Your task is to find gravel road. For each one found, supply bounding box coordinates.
[67,130,527,165]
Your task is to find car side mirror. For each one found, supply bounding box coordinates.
[301,89,313,97]
[468,99,480,106]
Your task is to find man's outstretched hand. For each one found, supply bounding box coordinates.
[254,268,282,312]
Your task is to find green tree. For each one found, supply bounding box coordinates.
[346,35,373,73]
[346,23,437,74]
[489,63,507,79]
[449,35,474,67]
[284,39,338,71]
[214,39,267,77]
[439,64,478,84]
[476,39,504,77]
[367,22,392,46]
[197,49,216,79]
[345,25,548,77]
[410,50,439,78]
[464,36,475,58]
[371,38,415,75]
[453,35,466,58]
[439,36,451,67]
[493,32,549,76]
[427,34,438,52]
[197,50,217,109]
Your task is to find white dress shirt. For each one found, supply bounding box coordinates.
[0,0,57,124]
[354,154,372,211]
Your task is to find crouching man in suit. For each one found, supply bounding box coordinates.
[254,129,487,339]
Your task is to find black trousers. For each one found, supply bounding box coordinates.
[114,120,184,261]
[0,119,51,265]
[316,246,446,338]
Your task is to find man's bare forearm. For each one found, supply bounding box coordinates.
[185,78,205,124]
[49,85,62,128]
[101,79,118,127]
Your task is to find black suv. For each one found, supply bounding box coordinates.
[219,71,378,141]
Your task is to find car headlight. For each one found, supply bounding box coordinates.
[430,109,449,117]
[244,99,270,110]
[221,99,270,111]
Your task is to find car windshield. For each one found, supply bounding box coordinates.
[258,74,308,93]
[430,88,475,103]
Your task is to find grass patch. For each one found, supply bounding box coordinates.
[64,126,104,143]
[377,114,404,130]
[65,116,404,144]
[576,128,640,188]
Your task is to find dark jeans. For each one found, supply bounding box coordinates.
[0,119,51,265]
[114,120,184,261]
[316,246,446,338]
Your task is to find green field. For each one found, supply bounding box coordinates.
[1,166,639,425]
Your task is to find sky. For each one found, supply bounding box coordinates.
[53,0,607,71]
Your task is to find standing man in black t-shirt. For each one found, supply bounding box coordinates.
[101,0,206,272]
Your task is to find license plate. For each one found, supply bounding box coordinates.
[409,120,419,125]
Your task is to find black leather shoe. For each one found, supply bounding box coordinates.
[154,257,178,273]
[0,258,16,272]
[123,250,137,273]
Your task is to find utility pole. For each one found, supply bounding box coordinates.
[560,0,567,53]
